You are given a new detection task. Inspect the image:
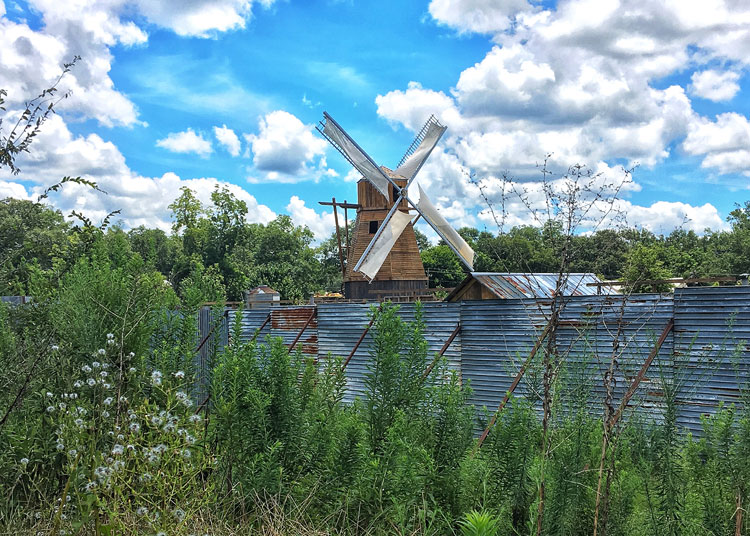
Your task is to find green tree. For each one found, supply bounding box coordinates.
[622,243,673,292]
[422,244,467,288]
[0,199,71,295]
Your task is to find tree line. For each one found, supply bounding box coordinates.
[3,189,750,301]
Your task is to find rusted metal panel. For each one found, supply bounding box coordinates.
[469,272,617,299]
[270,306,318,357]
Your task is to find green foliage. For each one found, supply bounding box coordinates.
[459,510,500,536]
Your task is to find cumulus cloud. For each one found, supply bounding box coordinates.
[429,0,533,35]
[0,115,275,231]
[286,195,335,240]
[370,0,750,235]
[689,69,741,101]
[156,129,213,157]
[245,110,327,179]
[213,125,241,156]
[683,113,750,176]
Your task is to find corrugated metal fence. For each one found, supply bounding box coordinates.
[200,286,750,433]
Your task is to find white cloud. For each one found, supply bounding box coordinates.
[156,129,213,157]
[689,69,741,101]
[0,115,275,231]
[133,0,275,38]
[245,110,327,179]
[620,200,726,234]
[429,0,533,35]
[683,113,750,176]
[213,124,241,156]
[286,195,335,240]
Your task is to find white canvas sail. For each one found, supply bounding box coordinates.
[323,119,391,198]
[394,121,446,180]
[356,209,413,280]
[416,185,474,270]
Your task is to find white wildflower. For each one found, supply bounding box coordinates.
[55,442,65,451]
[103,383,111,390]
[20,457,29,466]
[100,371,108,378]
[189,414,202,424]
[46,392,54,398]
[51,345,59,351]
[74,418,84,427]
[139,472,152,482]
[92,361,101,368]
[103,397,113,406]
[97,349,106,356]
[136,506,149,516]
[84,481,97,492]
[128,367,136,374]
[81,365,91,373]
[106,333,114,339]
[101,411,110,418]
[87,378,96,387]
[172,508,186,522]
[46,406,55,413]
[173,370,185,379]
[128,352,135,358]
[182,448,191,459]
[151,370,162,386]
[130,422,140,433]
[68,449,77,457]
[73,380,83,388]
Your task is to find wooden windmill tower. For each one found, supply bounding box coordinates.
[317,113,475,300]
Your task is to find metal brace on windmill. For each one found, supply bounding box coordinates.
[317,112,474,300]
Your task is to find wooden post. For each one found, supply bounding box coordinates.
[344,199,350,251]
[475,322,552,451]
[608,318,674,429]
[422,323,461,380]
[341,305,382,371]
[332,197,346,280]
[249,313,271,343]
[288,310,316,355]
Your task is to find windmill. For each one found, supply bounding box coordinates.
[317,112,474,300]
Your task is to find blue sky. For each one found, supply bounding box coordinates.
[1,0,749,239]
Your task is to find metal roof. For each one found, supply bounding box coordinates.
[449,272,617,300]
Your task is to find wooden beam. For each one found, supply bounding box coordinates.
[288,310,316,355]
[341,305,381,371]
[249,313,271,343]
[331,197,346,281]
[319,201,361,209]
[608,318,674,429]
[587,276,739,287]
[475,322,552,450]
[422,323,460,380]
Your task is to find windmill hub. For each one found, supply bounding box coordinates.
[317,113,475,301]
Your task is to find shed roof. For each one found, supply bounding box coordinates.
[445,272,616,301]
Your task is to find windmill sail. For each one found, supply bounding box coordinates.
[394,120,447,181]
[356,209,413,281]
[321,116,391,198]
[416,185,474,270]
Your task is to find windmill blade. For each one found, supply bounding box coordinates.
[394,116,447,183]
[355,209,413,281]
[318,113,392,198]
[414,185,474,270]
